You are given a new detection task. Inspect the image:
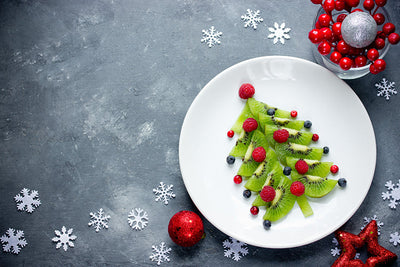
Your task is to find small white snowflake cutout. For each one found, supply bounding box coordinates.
[88,208,111,232]
[14,188,41,213]
[1,228,27,254]
[153,182,175,205]
[201,26,222,48]
[222,237,249,261]
[52,226,77,251]
[241,9,263,30]
[128,208,149,231]
[149,241,171,265]
[331,237,360,259]
[376,78,397,100]
[389,232,400,246]
[268,22,291,44]
[382,180,400,209]
[361,215,384,235]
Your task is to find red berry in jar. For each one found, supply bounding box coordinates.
[374,59,386,71]
[339,57,353,71]
[367,48,379,61]
[318,14,331,28]
[383,23,396,36]
[311,0,323,4]
[335,0,346,11]
[373,13,385,25]
[363,0,375,11]
[337,40,350,54]
[233,175,242,184]
[323,0,335,12]
[355,55,367,67]
[375,0,387,7]
[320,27,333,40]
[332,22,342,36]
[345,0,360,7]
[330,51,343,64]
[351,8,364,13]
[369,64,380,74]
[227,130,234,138]
[374,38,385,50]
[388,33,400,45]
[308,29,322,44]
[377,31,386,39]
[337,14,347,23]
[318,41,331,55]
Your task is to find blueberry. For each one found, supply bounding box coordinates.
[323,146,329,154]
[226,155,235,164]
[338,178,347,187]
[263,220,271,230]
[304,120,312,128]
[267,108,275,116]
[283,166,292,176]
[243,189,251,198]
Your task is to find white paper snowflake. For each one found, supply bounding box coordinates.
[201,26,222,48]
[267,22,291,44]
[222,237,249,261]
[14,188,41,213]
[88,208,111,232]
[331,237,360,258]
[1,228,27,254]
[52,226,77,251]
[361,215,384,235]
[389,232,400,246]
[241,9,263,30]
[382,180,400,209]
[128,208,149,231]
[149,241,171,265]
[153,182,175,205]
[376,78,397,100]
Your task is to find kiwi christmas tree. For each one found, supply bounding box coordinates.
[309,0,399,74]
[226,83,346,229]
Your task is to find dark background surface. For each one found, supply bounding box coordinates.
[1,0,399,266]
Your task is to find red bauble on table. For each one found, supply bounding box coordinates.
[168,211,205,247]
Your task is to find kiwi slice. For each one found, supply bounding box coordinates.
[275,142,323,165]
[259,113,304,131]
[247,98,291,119]
[296,195,313,217]
[291,171,338,198]
[265,125,313,148]
[286,157,332,177]
[237,130,269,177]
[230,101,255,133]
[262,176,296,222]
[244,149,279,192]
[251,163,284,207]
[229,130,254,158]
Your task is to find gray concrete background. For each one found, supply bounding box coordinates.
[0,0,399,266]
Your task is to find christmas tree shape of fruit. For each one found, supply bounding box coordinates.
[227,84,346,229]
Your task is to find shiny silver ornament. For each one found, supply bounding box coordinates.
[341,12,377,48]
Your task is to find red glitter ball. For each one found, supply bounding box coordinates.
[168,211,204,247]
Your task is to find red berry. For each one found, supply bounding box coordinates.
[250,206,259,215]
[311,0,323,4]
[290,181,305,197]
[320,27,333,40]
[388,33,400,45]
[363,0,375,11]
[351,8,364,13]
[345,0,360,7]
[383,23,396,36]
[233,175,242,184]
[337,14,347,23]
[369,63,380,74]
[238,83,255,99]
[330,51,343,64]
[290,110,298,118]
[242,118,258,132]
[308,29,322,44]
[339,57,353,71]
[374,38,385,50]
[260,186,276,202]
[375,0,387,7]
[335,0,346,11]
[374,59,386,71]
[252,146,266,162]
[318,14,331,27]
[332,22,342,36]
[367,48,379,61]
[373,13,385,25]
[377,31,386,39]
[273,129,290,143]
[355,55,367,67]
[295,159,309,175]
[323,0,335,12]
[337,40,350,54]
[318,41,331,55]
[227,130,234,138]
[312,134,319,141]
[330,165,339,174]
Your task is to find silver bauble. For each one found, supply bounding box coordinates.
[341,12,377,48]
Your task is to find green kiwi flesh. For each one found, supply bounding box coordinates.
[230,101,255,133]
[247,97,291,119]
[291,171,338,198]
[296,195,313,217]
[286,157,332,177]
[258,113,304,131]
[264,125,313,148]
[275,142,323,165]
[229,130,254,158]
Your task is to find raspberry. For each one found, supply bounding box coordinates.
[273,129,289,143]
[242,118,258,132]
[238,83,255,99]
[252,147,266,162]
[260,186,276,202]
[295,159,309,174]
[290,181,305,197]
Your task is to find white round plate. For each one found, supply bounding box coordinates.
[179,56,376,248]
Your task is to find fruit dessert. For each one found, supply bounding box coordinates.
[226,83,347,229]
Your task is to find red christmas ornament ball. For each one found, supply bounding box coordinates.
[168,210,204,247]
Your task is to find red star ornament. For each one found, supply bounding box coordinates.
[332,220,397,267]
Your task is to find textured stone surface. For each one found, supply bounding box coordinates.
[0,0,399,266]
